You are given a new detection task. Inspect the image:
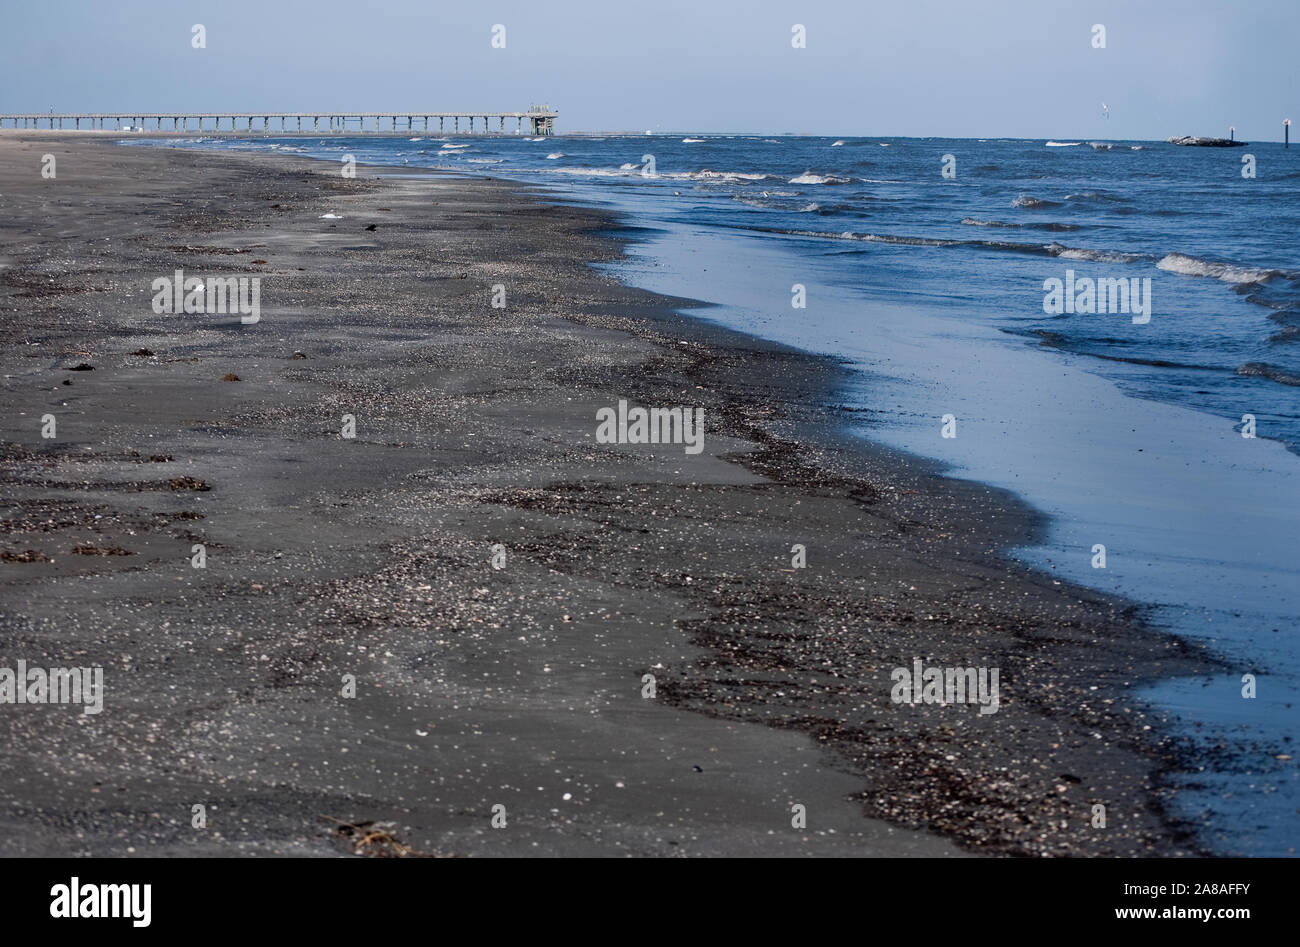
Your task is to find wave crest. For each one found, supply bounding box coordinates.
[1157,253,1281,285]
[1012,195,1063,209]
[1237,362,1300,386]
[789,172,852,185]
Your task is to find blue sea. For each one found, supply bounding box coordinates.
[130,132,1300,855]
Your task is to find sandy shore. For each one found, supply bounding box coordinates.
[0,136,1216,856]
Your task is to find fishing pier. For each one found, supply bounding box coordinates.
[0,106,557,136]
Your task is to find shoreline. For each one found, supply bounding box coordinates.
[0,134,1220,856]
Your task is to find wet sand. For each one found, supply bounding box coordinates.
[0,135,1217,856]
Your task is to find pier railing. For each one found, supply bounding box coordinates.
[0,109,558,135]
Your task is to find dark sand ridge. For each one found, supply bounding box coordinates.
[0,136,1218,856]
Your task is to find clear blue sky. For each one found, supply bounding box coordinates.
[3,0,1295,140]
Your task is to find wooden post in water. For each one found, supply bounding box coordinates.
[1286,119,1291,148]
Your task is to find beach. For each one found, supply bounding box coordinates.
[0,135,1218,857]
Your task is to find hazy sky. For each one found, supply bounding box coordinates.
[3,0,1295,140]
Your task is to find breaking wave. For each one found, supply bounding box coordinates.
[1012,195,1064,209]
[789,172,852,185]
[1157,253,1283,285]
[1237,362,1300,386]
[756,228,1151,262]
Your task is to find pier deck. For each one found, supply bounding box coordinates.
[0,108,557,136]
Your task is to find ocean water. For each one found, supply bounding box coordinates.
[130,134,1300,855]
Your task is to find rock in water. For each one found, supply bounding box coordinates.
[1167,135,1246,147]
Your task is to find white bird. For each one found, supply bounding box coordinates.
[1101,103,1110,119]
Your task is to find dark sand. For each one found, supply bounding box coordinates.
[0,136,1217,856]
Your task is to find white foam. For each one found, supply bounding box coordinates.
[1045,141,1081,147]
[1011,195,1061,209]
[1157,252,1279,285]
[693,169,771,182]
[789,172,850,185]
[1054,246,1143,263]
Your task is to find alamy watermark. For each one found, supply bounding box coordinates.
[50,878,150,927]
[152,269,261,324]
[595,399,704,455]
[1,660,103,715]
[890,658,1000,715]
[1043,269,1150,324]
